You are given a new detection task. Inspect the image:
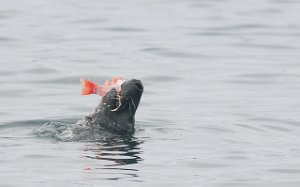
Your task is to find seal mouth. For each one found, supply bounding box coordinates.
[111,90,122,112]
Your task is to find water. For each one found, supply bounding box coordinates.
[1,0,300,186]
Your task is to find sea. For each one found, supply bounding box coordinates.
[1,0,300,186]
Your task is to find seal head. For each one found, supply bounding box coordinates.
[87,79,143,135]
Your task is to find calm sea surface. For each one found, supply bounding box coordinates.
[1,0,300,186]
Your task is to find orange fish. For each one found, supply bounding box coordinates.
[81,76,125,97]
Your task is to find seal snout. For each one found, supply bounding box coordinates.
[133,79,143,91]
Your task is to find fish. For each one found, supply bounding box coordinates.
[81,76,125,97]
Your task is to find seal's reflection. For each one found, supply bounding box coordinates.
[81,136,143,166]
[80,136,143,181]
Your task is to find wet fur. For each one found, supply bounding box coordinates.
[83,79,143,135]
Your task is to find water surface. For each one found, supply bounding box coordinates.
[1,0,300,186]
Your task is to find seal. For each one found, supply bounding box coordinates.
[83,79,143,135]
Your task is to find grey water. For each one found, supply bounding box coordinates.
[1,0,300,186]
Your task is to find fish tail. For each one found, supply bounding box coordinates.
[81,79,97,95]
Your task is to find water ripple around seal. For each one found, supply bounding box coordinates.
[1,119,144,182]
[35,120,144,167]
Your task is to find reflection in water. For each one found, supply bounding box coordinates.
[80,136,143,181]
[82,137,143,165]
[36,120,143,165]
[35,120,144,180]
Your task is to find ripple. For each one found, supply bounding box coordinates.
[227,80,278,85]
[137,119,177,127]
[224,155,248,160]
[263,125,291,132]
[228,72,298,86]
[97,167,138,172]
[0,36,17,42]
[141,75,181,82]
[141,47,164,52]
[28,76,82,85]
[0,119,50,129]
[141,47,208,59]
[0,70,17,76]
[202,24,271,31]
[103,27,147,33]
[198,125,235,133]
[234,43,297,50]
[237,73,299,79]
[250,117,300,127]
[234,123,265,132]
[272,0,300,4]
[244,117,300,133]
[193,31,235,36]
[70,18,107,24]
[194,31,300,37]
[259,8,281,14]
[23,154,55,159]
[0,9,19,19]
[28,75,108,85]
[23,66,58,74]
[35,120,85,141]
[81,137,143,166]
[186,160,228,168]
[0,36,18,46]
[191,23,299,37]
[189,2,214,8]
[35,119,141,144]
[269,169,300,174]
[0,89,30,97]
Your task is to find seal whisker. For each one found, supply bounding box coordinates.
[131,97,136,110]
[129,100,131,111]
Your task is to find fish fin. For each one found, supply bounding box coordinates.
[104,80,112,86]
[112,76,124,84]
[81,79,97,95]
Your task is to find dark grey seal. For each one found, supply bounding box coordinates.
[82,79,143,135]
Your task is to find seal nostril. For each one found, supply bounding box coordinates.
[135,81,143,90]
